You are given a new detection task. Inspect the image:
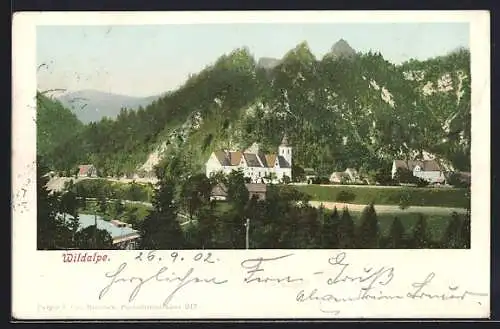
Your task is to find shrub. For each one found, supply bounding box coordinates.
[398,191,411,210]
[446,172,470,188]
[415,177,430,187]
[312,176,330,184]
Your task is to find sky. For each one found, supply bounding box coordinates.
[37,23,469,97]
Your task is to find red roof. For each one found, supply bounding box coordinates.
[78,164,94,175]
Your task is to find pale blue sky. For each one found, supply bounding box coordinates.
[37,23,469,97]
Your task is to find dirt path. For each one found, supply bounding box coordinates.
[308,201,467,215]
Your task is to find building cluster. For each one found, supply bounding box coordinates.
[75,135,469,191]
[205,135,293,184]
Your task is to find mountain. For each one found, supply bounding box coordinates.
[38,40,471,178]
[56,90,163,123]
[325,39,357,59]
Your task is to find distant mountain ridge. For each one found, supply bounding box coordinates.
[56,90,163,123]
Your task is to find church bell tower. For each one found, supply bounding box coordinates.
[278,134,292,167]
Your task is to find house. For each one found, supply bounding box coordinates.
[205,135,292,183]
[391,159,445,184]
[211,184,228,201]
[67,214,140,250]
[246,183,268,201]
[345,168,361,182]
[77,164,98,178]
[329,171,349,184]
[304,168,317,183]
[329,168,361,184]
[210,183,268,201]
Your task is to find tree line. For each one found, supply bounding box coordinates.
[139,169,470,250]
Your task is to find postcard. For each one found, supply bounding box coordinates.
[12,10,490,319]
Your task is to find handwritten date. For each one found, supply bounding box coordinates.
[135,251,217,264]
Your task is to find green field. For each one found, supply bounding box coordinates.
[330,208,458,241]
[294,185,469,208]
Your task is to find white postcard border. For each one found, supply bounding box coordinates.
[12,11,490,319]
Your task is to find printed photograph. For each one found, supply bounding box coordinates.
[36,23,471,250]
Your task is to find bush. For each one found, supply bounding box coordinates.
[336,190,356,203]
[312,176,330,184]
[415,177,430,187]
[398,191,411,210]
[447,172,470,188]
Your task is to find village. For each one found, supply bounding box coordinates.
[61,134,471,193]
[44,134,471,251]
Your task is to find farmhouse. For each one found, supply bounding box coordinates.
[77,164,98,178]
[210,183,268,201]
[329,168,361,184]
[391,159,445,184]
[205,135,292,183]
[304,168,317,183]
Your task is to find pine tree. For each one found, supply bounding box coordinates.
[442,212,462,248]
[458,215,471,249]
[227,169,249,212]
[322,207,339,248]
[388,216,405,248]
[412,213,429,248]
[140,178,186,249]
[356,203,379,248]
[337,207,355,249]
[37,157,73,250]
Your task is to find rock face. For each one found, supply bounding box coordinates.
[327,38,357,59]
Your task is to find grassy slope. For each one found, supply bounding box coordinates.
[294,185,469,208]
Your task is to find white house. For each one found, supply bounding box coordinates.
[77,164,98,178]
[391,159,445,184]
[205,135,292,183]
[329,168,361,184]
[344,168,361,182]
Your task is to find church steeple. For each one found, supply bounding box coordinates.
[278,133,292,167]
[280,133,290,147]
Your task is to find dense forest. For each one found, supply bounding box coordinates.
[37,40,470,179]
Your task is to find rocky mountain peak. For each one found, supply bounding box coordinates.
[328,38,356,59]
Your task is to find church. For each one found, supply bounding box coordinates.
[205,135,293,183]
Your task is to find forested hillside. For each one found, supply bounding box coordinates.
[36,92,85,170]
[36,40,471,178]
